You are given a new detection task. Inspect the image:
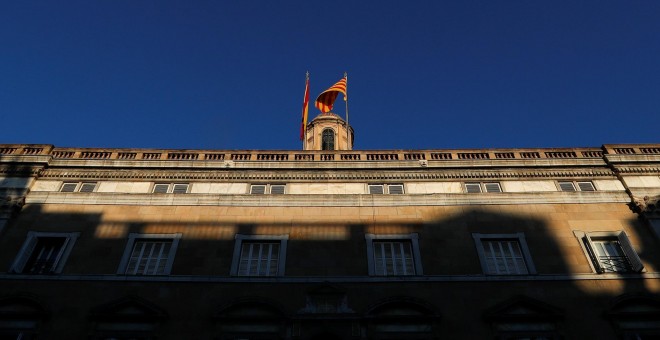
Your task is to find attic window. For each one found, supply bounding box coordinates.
[152,183,189,194]
[368,184,404,195]
[250,184,286,195]
[558,181,596,192]
[60,182,97,193]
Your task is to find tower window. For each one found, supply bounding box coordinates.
[322,129,335,150]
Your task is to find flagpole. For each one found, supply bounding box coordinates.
[302,71,310,150]
[304,72,308,150]
[344,72,350,150]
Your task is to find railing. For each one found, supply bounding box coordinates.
[3,144,658,163]
[597,256,632,273]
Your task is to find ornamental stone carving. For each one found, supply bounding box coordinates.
[631,195,660,217]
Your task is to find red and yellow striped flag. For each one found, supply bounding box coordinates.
[299,74,310,141]
[314,77,347,113]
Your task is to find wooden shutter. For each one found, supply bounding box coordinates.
[577,182,595,191]
[388,185,404,195]
[11,235,39,273]
[50,237,70,273]
[270,185,285,195]
[618,232,644,272]
[558,182,576,192]
[153,184,169,193]
[60,183,78,192]
[584,234,604,273]
[484,183,502,193]
[172,184,189,194]
[465,183,482,193]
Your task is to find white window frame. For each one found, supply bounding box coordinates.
[117,233,181,275]
[573,230,643,273]
[151,183,189,194]
[249,184,286,195]
[472,233,536,275]
[464,182,502,193]
[557,181,596,192]
[230,234,288,276]
[367,184,405,195]
[60,182,97,193]
[365,233,423,276]
[9,231,80,274]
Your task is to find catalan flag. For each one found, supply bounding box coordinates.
[299,73,310,141]
[314,77,347,113]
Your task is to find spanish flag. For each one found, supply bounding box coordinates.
[299,73,310,141]
[314,77,347,113]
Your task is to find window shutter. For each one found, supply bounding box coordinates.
[465,183,482,193]
[368,185,384,195]
[153,184,169,193]
[250,185,266,194]
[558,182,576,192]
[617,232,644,272]
[12,235,39,273]
[50,237,70,273]
[584,235,604,273]
[60,183,78,192]
[484,183,502,193]
[79,183,96,193]
[388,185,404,195]
[270,185,285,195]
[577,182,595,191]
[172,184,189,194]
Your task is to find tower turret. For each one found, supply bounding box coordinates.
[304,112,354,151]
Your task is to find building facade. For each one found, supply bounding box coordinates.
[1,116,659,339]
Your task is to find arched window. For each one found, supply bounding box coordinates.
[322,129,335,150]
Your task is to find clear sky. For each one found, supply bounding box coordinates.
[1,1,659,151]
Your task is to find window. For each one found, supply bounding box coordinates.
[368,184,404,194]
[10,232,79,274]
[230,234,288,276]
[117,233,181,275]
[60,182,97,192]
[485,296,563,340]
[249,184,286,194]
[365,233,423,276]
[574,231,643,273]
[90,297,166,340]
[152,183,188,193]
[473,233,536,275]
[558,181,595,192]
[9,231,80,274]
[465,182,502,193]
[322,128,335,150]
[0,296,48,340]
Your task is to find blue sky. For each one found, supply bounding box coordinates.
[1,1,658,150]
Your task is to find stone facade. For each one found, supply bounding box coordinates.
[0,139,659,339]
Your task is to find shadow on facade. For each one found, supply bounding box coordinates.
[0,204,658,339]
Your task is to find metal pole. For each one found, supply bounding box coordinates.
[344,72,350,150]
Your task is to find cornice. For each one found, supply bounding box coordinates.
[38,168,617,182]
[613,166,660,175]
[25,191,631,207]
[0,165,44,176]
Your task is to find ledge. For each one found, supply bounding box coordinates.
[24,191,632,207]
[0,272,657,283]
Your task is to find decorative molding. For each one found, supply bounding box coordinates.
[0,195,25,218]
[38,168,617,182]
[613,166,660,174]
[25,191,631,207]
[631,195,660,217]
[0,272,659,284]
